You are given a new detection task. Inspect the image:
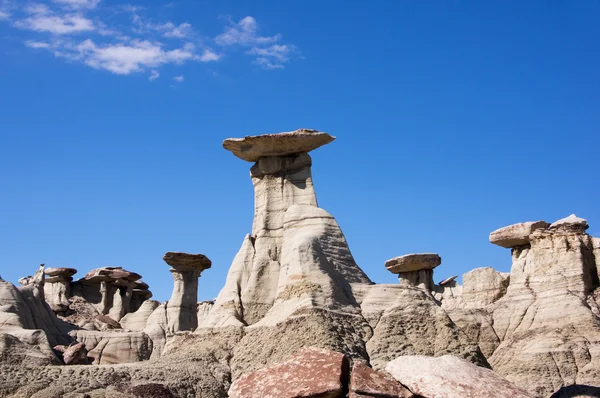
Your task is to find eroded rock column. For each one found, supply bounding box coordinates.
[163,252,211,333]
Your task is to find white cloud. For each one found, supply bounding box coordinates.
[247,44,296,69]
[216,16,280,46]
[173,75,183,82]
[199,49,221,62]
[52,0,101,9]
[16,5,95,34]
[0,11,9,20]
[160,22,193,39]
[149,70,159,80]
[25,40,51,49]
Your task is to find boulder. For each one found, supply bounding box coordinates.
[229,347,348,398]
[60,341,88,365]
[223,128,335,162]
[350,361,414,397]
[385,354,532,398]
[489,221,549,248]
[438,275,458,286]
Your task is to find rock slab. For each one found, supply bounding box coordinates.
[386,354,532,398]
[229,347,349,398]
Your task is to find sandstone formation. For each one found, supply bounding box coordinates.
[385,253,441,290]
[163,252,211,333]
[1,129,599,398]
[386,355,532,398]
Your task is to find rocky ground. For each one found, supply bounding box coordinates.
[1,129,599,398]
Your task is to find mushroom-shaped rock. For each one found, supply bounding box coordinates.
[549,214,589,232]
[222,129,335,162]
[163,252,211,333]
[44,267,77,314]
[385,253,441,291]
[489,221,549,248]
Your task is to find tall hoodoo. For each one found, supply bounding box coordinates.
[203,129,371,329]
[163,252,211,333]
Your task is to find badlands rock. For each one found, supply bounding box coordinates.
[461,267,509,309]
[438,275,458,285]
[385,253,441,290]
[489,221,549,248]
[70,330,152,365]
[59,341,88,365]
[229,347,348,398]
[488,215,600,396]
[386,355,532,398]
[385,253,441,273]
[120,300,160,331]
[350,361,414,398]
[0,332,56,367]
[549,214,589,232]
[222,128,335,162]
[366,285,487,370]
[163,252,211,333]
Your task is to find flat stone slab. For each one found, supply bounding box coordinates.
[83,267,142,283]
[489,221,549,248]
[223,129,335,162]
[229,347,348,398]
[438,275,458,286]
[350,361,414,397]
[163,252,212,271]
[385,355,532,398]
[385,253,441,273]
[45,267,77,277]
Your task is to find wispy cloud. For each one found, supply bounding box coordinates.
[216,16,298,69]
[173,75,183,82]
[15,4,95,34]
[52,0,101,9]
[216,16,279,46]
[9,2,297,77]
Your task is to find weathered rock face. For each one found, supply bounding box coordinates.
[70,330,152,365]
[489,221,550,248]
[229,347,348,398]
[43,267,77,315]
[460,267,510,309]
[386,355,532,398]
[350,361,414,398]
[163,252,211,333]
[487,216,600,396]
[366,285,488,371]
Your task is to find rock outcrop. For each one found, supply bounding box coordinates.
[43,267,76,314]
[385,253,441,290]
[163,252,211,333]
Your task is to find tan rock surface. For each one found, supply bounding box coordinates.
[385,355,532,398]
[366,286,487,371]
[223,129,335,162]
[385,253,441,273]
[489,221,549,248]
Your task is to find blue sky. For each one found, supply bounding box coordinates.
[1,0,599,302]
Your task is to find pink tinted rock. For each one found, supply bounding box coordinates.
[229,347,349,398]
[350,361,414,397]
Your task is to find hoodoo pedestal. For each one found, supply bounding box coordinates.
[163,252,211,333]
